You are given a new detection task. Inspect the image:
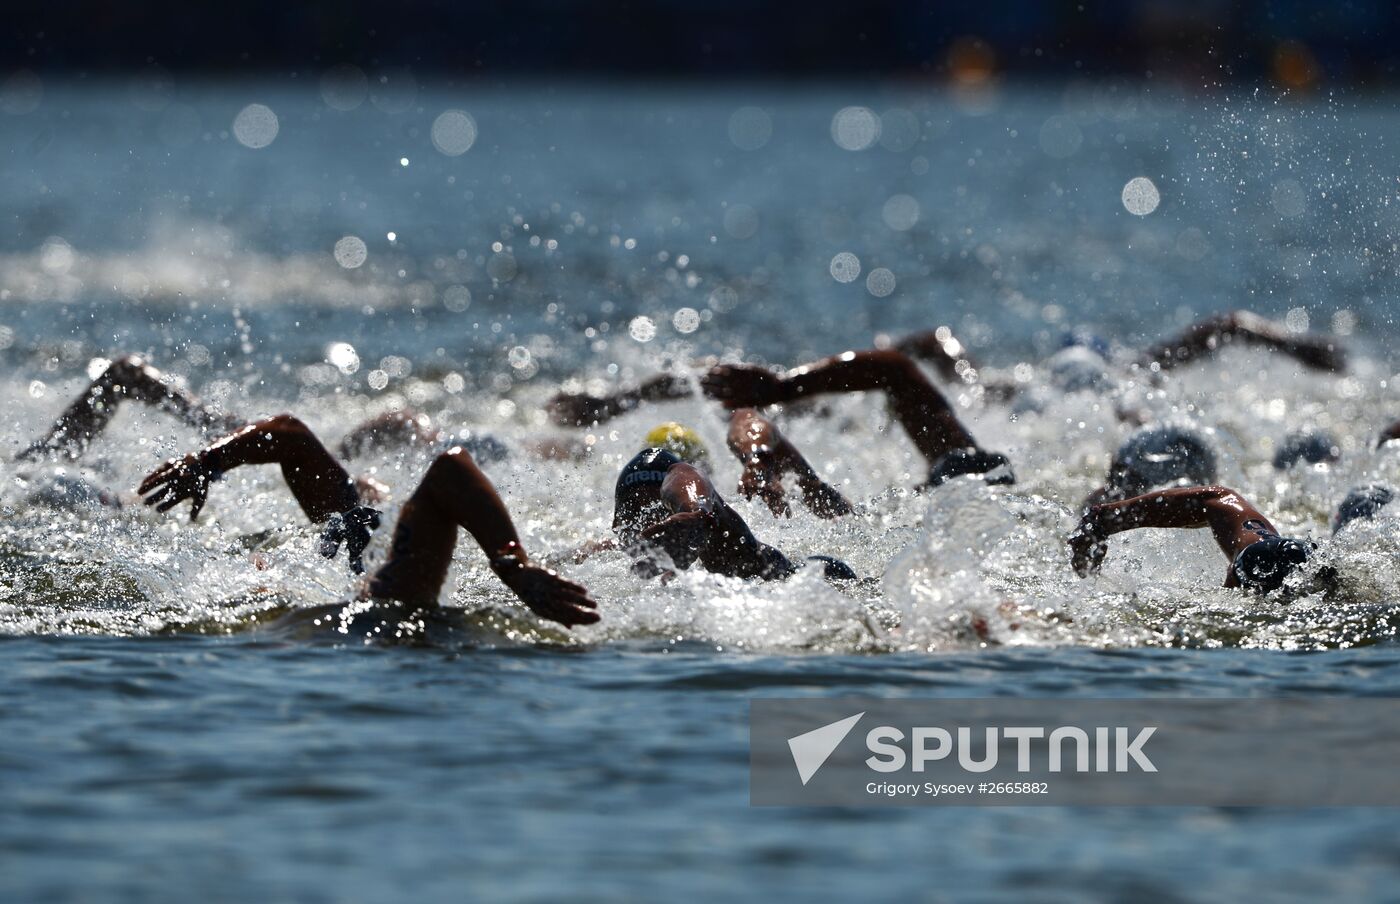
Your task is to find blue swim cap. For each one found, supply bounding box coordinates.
[1333,484,1395,534]
[1272,429,1340,470]
[1110,426,1217,497]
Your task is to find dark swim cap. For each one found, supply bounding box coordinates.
[1272,429,1340,470]
[1333,484,1395,534]
[1232,536,1312,594]
[927,448,1015,488]
[1109,426,1217,497]
[613,447,682,535]
[806,555,858,582]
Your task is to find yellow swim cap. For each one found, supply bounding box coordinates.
[645,422,708,463]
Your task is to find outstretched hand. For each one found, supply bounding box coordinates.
[1068,519,1109,577]
[138,453,214,520]
[502,564,600,628]
[700,365,789,409]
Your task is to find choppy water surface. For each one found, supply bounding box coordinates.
[2,81,1400,900]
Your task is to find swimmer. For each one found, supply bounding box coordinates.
[546,311,1344,428]
[138,414,389,572]
[547,324,987,428]
[1135,310,1346,375]
[700,348,1014,489]
[362,447,597,627]
[608,446,856,582]
[18,355,243,460]
[1069,485,1318,594]
[1082,425,1218,509]
[19,354,578,465]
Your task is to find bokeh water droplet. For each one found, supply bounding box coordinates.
[1121,176,1160,216]
[232,104,279,149]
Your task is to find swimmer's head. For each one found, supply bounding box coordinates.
[806,554,858,583]
[644,422,708,464]
[1333,484,1395,534]
[1046,346,1110,393]
[1232,536,1312,594]
[1272,429,1341,470]
[1059,329,1113,359]
[1109,426,1217,497]
[612,447,682,542]
[927,447,1015,488]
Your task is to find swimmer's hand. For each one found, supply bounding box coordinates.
[547,391,619,427]
[1068,520,1109,577]
[640,510,716,569]
[739,466,791,517]
[498,564,600,628]
[138,453,215,520]
[1287,336,1347,373]
[701,364,790,408]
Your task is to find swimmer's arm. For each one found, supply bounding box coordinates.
[726,409,851,518]
[19,355,237,460]
[139,414,358,522]
[1137,311,1346,373]
[547,373,693,427]
[635,464,723,569]
[368,449,598,626]
[1070,486,1272,575]
[704,350,977,466]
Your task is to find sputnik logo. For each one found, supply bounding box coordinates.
[787,712,864,785]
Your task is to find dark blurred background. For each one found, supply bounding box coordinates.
[2,0,1396,85]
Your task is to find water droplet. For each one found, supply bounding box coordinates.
[866,267,897,297]
[320,64,368,111]
[629,316,657,342]
[333,236,367,269]
[443,285,471,312]
[673,307,701,333]
[232,104,279,149]
[831,106,880,151]
[326,342,360,374]
[431,109,477,156]
[727,106,771,151]
[1121,177,1160,216]
[829,252,861,283]
[881,195,920,231]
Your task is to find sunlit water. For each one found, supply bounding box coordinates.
[2,81,1400,900]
